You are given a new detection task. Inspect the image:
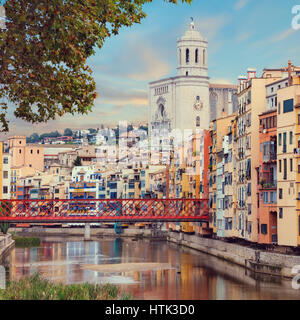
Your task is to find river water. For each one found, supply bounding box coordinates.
[1,236,300,300]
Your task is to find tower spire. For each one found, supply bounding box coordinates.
[190,17,195,30]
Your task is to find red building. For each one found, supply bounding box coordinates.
[257,109,278,244]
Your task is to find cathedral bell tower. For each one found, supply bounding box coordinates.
[177,18,208,77]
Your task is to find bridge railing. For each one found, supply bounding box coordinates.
[0,199,209,222]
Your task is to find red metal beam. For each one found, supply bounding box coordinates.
[0,199,209,223]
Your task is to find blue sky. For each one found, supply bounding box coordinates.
[2,0,300,136]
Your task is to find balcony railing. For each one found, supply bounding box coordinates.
[263,152,277,162]
[259,181,277,189]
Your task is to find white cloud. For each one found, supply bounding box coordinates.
[234,0,250,11]
[269,28,296,43]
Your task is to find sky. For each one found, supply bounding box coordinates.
[1,0,300,137]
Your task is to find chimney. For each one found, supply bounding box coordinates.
[288,60,292,87]
[238,75,247,85]
[247,68,256,80]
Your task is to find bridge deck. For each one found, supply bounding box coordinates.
[0,199,209,223]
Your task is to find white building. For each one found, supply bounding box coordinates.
[2,153,10,199]
[148,19,210,138]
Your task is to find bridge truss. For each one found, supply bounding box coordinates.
[0,199,209,223]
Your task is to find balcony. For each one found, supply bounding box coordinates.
[263,152,277,163]
[238,148,245,159]
[259,181,277,189]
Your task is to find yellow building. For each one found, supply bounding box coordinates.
[277,75,300,246]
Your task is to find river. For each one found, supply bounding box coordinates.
[1,236,300,300]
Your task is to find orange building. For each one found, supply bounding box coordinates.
[257,109,278,244]
[8,136,44,172]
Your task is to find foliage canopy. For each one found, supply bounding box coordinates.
[0,0,192,132]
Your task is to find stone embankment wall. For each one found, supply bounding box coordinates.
[9,226,167,239]
[0,234,14,260]
[168,232,300,278]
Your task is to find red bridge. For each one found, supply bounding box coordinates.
[0,199,209,223]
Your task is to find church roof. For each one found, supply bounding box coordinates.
[180,20,205,41]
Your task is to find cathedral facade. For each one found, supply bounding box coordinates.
[148,20,238,137]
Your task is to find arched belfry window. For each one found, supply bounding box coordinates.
[203,49,206,65]
[159,104,165,118]
[196,116,200,127]
[179,49,181,65]
[195,49,198,63]
[186,49,189,64]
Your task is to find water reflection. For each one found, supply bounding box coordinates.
[2,237,300,300]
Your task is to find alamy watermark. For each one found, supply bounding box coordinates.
[292,5,300,30]
[292,265,300,289]
[0,5,5,30]
[0,265,5,290]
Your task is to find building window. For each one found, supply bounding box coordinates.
[279,160,282,173]
[19,149,22,154]
[3,171,8,179]
[290,158,293,172]
[279,188,283,199]
[3,157,8,164]
[279,208,283,219]
[278,102,281,114]
[203,49,206,65]
[186,48,189,63]
[179,49,181,65]
[283,99,294,113]
[30,149,33,154]
[195,49,198,63]
[37,150,40,154]
[283,159,287,180]
[290,131,293,145]
[278,133,282,146]
[3,186,8,194]
[196,116,200,127]
[261,224,268,235]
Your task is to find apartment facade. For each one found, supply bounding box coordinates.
[277,76,300,246]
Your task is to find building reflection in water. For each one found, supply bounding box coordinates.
[3,237,300,300]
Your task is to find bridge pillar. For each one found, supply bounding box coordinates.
[84,223,91,241]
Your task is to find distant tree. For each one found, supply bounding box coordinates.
[73,156,82,166]
[40,130,62,140]
[64,128,73,136]
[27,132,40,143]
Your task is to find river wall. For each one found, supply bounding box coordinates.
[167,232,300,279]
[8,226,166,239]
[0,234,14,261]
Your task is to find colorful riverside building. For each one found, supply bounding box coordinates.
[222,116,238,238]
[208,114,236,237]
[277,74,300,246]
[257,109,277,244]
[235,67,291,243]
